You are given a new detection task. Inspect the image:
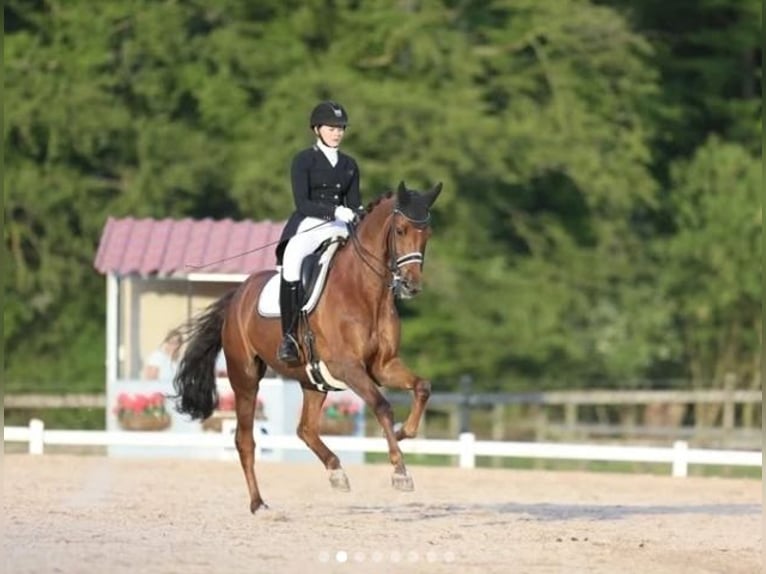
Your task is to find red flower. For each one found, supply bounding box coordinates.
[218,392,235,411]
[114,392,168,418]
[322,397,361,419]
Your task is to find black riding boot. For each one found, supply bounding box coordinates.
[277,278,302,366]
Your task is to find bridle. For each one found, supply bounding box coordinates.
[349,204,430,292]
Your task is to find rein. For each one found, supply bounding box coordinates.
[184,220,330,271]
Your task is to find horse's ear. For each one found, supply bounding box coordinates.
[424,182,442,207]
[396,181,409,206]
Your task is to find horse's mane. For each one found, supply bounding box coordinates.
[360,191,394,221]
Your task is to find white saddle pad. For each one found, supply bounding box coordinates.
[257,240,341,317]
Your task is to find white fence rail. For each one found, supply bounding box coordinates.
[4,419,762,478]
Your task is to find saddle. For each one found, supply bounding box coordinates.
[257,238,342,318]
[257,238,348,392]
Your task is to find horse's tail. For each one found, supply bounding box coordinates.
[173,290,236,420]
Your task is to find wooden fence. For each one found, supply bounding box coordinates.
[5,386,762,449]
[384,385,762,450]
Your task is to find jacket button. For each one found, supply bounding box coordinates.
[322,183,327,187]
[336,183,341,188]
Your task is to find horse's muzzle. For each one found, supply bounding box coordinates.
[396,279,422,299]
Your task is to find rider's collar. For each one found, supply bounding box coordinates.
[315,139,339,166]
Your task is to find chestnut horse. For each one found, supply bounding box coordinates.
[173,181,442,513]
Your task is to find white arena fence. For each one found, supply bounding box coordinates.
[4,419,762,478]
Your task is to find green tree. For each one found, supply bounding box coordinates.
[656,137,761,389]
[396,0,663,387]
[598,0,761,162]
[4,1,252,386]
[4,0,758,395]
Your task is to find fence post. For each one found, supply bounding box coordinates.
[672,440,689,477]
[459,432,475,469]
[458,375,472,434]
[491,404,505,468]
[221,418,239,461]
[722,373,736,445]
[29,418,45,455]
[564,401,577,441]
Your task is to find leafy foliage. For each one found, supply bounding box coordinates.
[4,0,760,392]
[656,137,761,387]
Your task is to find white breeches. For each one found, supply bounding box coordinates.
[281,217,349,281]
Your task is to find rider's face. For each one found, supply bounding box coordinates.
[315,125,346,147]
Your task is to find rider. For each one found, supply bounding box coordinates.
[276,100,364,366]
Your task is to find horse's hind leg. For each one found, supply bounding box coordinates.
[297,387,350,492]
[230,356,268,513]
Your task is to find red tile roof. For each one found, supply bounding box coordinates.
[94,217,285,276]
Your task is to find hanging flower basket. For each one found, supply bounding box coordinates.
[114,392,172,432]
[119,412,172,431]
[320,397,361,435]
[320,417,356,436]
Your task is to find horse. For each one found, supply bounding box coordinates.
[173,180,442,513]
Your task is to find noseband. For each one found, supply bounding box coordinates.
[349,205,430,292]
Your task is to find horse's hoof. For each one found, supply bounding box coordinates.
[250,499,269,514]
[391,471,414,492]
[329,469,351,492]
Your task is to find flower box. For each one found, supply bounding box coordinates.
[320,396,361,435]
[114,392,172,432]
[119,412,172,431]
[319,417,356,436]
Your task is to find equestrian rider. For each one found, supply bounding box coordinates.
[276,100,363,366]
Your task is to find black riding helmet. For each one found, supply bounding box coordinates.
[309,101,349,129]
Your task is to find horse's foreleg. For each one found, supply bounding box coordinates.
[334,362,413,491]
[297,387,350,491]
[230,359,268,513]
[373,358,431,441]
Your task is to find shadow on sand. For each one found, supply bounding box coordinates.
[343,501,759,522]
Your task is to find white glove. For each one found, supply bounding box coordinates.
[334,206,356,224]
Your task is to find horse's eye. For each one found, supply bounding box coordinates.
[396,227,406,237]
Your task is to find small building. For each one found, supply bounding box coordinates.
[93,216,285,381]
[92,216,364,461]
